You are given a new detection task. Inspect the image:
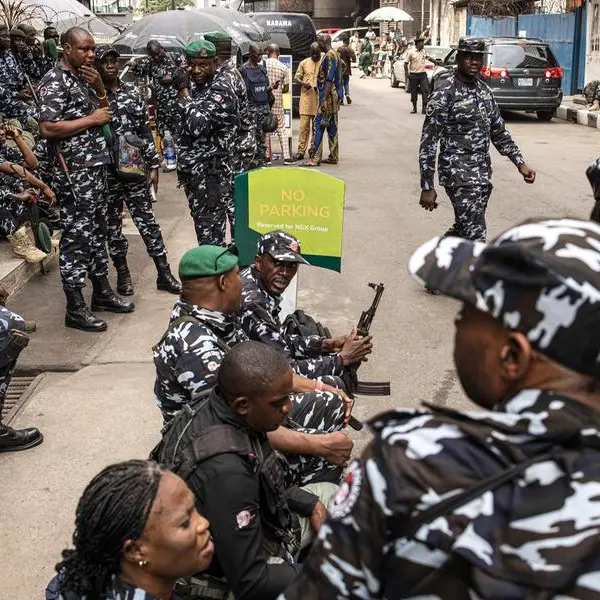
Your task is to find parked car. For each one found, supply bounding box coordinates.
[317,28,342,36]
[431,36,563,121]
[390,45,451,91]
[332,27,372,51]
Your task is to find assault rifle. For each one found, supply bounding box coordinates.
[344,282,391,397]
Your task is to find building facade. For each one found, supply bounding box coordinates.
[379,0,429,39]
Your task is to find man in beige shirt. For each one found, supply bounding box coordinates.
[404,37,429,114]
[294,42,320,160]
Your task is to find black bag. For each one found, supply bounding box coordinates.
[113,133,147,183]
[242,65,271,105]
[281,309,331,340]
[262,112,278,133]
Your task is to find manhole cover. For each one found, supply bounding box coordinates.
[1,374,39,424]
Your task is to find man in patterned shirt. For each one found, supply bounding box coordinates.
[240,230,372,380]
[38,27,134,332]
[266,43,294,164]
[282,217,600,599]
[307,33,342,167]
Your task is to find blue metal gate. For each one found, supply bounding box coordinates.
[466,11,586,94]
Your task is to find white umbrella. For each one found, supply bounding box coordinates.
[365,7,413,22]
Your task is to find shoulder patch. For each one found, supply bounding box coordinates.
[329,459,363,519]
[426,102,439,117]
[235,506,258,531]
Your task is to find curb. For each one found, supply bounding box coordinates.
[556,104,600,129]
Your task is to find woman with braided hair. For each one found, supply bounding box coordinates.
[45,460,214,600]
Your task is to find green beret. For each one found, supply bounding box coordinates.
[185,40,216,59]
[204,31,231,43]
[179,245,238,280]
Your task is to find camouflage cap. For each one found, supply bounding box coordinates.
[258,230,309,264]
[408,218,600,377]
[95,44,120,61]
[457,37,490,55]
[179,245,238,280]
[185,40,216,59]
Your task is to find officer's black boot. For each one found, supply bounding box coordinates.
[64,288,107,332]
[411,102,417,114]
[90,276,135,314]
[0,421,43,452]
[153,255,182,295]
[113,256,134,296]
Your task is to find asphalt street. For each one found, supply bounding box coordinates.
[1,75,598,598]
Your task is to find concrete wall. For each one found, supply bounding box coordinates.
[430,1,466,46]
[380,0,430,40]
[586,0,600,84]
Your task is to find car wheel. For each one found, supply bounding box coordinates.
[391,69,399,88]
[536,109,554,122]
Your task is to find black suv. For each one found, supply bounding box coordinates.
[433,36,563,121]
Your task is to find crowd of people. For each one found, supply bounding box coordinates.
[3,18,600,600]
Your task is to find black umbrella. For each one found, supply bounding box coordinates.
[112,9,257,56]
[200,7,269,45]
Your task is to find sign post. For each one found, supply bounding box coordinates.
[234,167,346,272]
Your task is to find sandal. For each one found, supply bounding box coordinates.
[305,160,320,167]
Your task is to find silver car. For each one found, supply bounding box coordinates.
[390,45,451,91]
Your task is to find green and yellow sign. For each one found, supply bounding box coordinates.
[235,167,346,271]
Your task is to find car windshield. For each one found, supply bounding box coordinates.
[426,47,450,61]
[491,44,557,69]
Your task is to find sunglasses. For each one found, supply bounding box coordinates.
[214,243,239,271]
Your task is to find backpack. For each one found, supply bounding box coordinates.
[281,309,331,341]
[241,65,270,106]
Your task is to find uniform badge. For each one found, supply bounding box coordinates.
[235,507,257,531]
[328,460,362,520]
[426,102,437,117]
[290,241,299,252]
[199,49,207,57]
[207,361,219,372]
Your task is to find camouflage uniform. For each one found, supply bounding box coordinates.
[130,53,186,139]
[46,573,166,599]
[105,80,167,261]
[240,266,343,379]
[154,299,346,484]
[19,46,42,81]
[177,75,238,246]
[0,306,25,403]
[240,61,270,168]
[0,49,36,120]
[420,71,524,241]
[283,218,600,599]
[218,61,256,173]
[38,66,112,291]
[0,186,27,236]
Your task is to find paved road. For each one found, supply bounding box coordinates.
[1,75,598,597]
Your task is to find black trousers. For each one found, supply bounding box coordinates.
[409,72,429,105]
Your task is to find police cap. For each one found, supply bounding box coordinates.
[179,245,239,280]
[456,37,490,55]
[409,218,600,378]
[258,230,309,264]
[185,40,216,59]
[9,28,26,39]
[96,44,120,61]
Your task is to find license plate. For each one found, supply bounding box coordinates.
[517,78,534,86]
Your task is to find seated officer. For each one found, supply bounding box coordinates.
[153,245,353,485]
[240,230,372,379]
[156,341,337,600]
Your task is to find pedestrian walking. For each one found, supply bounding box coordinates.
[338,37,356,104]
[95,45,181,297]
[403,37,430,113]
[266,43,294,164]
[282,217,600,600]
[204,31,256,174]
[358,35,372,78]
[174,40,238,246]
[38,27,134,332]
[293,42,320,160]
[418,37,535,244]
[127,40,186,143]
[307,34,342,167]
[240,43,271,169]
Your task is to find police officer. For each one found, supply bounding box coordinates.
[38,27,134,332]
[15,23,46,82]
[127,40,186,143]
[156,341,336,600]
[419,37,536,243]
[283,217,600,599]
[0,305,42,452]
[153,245,353,485]
[10,27,38,82]
[174,40,238,246]
[0,25,36,123]
[95,45,181,297]
[240,230,372,379]
[204,31,257,175]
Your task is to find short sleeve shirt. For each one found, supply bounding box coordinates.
[404,48,427,74]
[37,65,111,168]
